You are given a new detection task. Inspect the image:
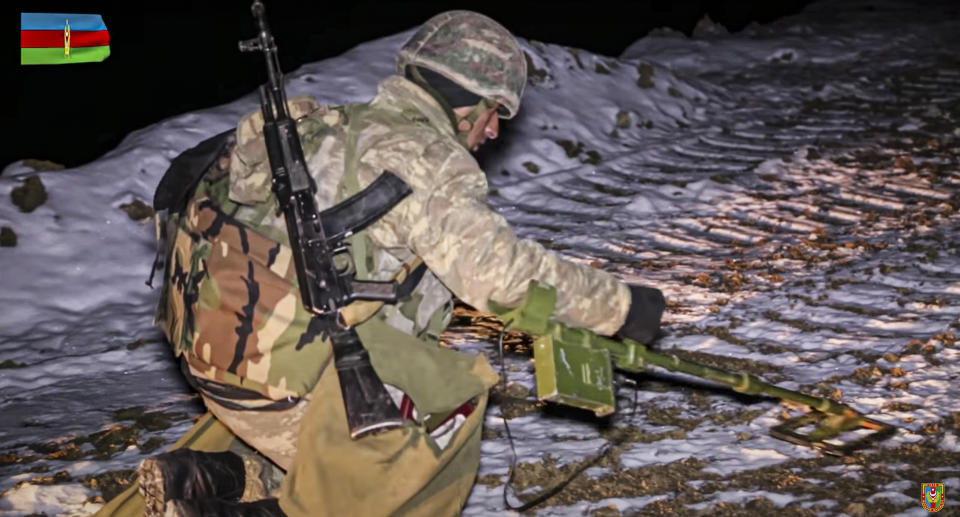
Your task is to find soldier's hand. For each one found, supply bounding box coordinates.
[616,285,665,344]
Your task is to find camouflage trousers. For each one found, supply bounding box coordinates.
[204,362,487,517]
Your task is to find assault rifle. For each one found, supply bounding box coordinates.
[239,0,412,438]
[491,281,896,456]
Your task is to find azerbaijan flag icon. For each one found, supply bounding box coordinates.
[21,13,110,65]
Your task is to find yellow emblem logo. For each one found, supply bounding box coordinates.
[922,483,945,512]
[64,18,70,58]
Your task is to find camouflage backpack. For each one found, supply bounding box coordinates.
[153,98,455,403]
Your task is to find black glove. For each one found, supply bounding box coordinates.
[616,285,665,344]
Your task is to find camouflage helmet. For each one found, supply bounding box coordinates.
[397,10,527,119]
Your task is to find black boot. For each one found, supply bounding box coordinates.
[138,449,252,517]
[164,497,286,517]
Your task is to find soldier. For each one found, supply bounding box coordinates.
[140,9,664,517]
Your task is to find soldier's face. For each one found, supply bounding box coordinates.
[453,104,500,152]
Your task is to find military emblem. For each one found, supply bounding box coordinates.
[922,483,945,512]
[64,19,70,58]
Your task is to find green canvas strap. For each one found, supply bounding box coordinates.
[340,104,376,280]
[488,280,557,335]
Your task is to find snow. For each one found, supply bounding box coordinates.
[3,0,960,515]
[0,483,102,517]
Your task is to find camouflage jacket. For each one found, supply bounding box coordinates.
[158,75,630,401]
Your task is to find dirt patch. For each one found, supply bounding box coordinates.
[599,425,688,443]
[14,407,188,469]
[516,438,960,515]
[490,383,542,420]
[0,451,39,467]
[477,473,504,488]
[763,310,846,334]
[113,406,187,432]
[512,454,711,510]
[671,324,792,357]
[85,469,137,503]
[661,348,784,378]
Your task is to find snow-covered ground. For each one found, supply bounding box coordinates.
[2,1,959,515]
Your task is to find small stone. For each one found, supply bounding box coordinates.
[119,199,155,221]
[583,150,602,165]
[556,140,584,158]
[636,63,655,88]
[11,175,48,213]
[894,156,916,171]
[0,226,16,247]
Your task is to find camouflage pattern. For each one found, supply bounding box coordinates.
[152,29,632,516]
[343,76,632,335]
[160,178,329,401]
[396,10,527,119]
[158,73,630,406]
[201,387,308,472]
[227,75,630,336]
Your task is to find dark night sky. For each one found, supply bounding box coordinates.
[7,0,810,170]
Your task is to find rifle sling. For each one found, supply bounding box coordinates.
[397,261,428,299]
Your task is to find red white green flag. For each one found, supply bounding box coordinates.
[21,13,110,65]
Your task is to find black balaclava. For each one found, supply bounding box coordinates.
[407,66,483,110]
[406,66,493,148]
